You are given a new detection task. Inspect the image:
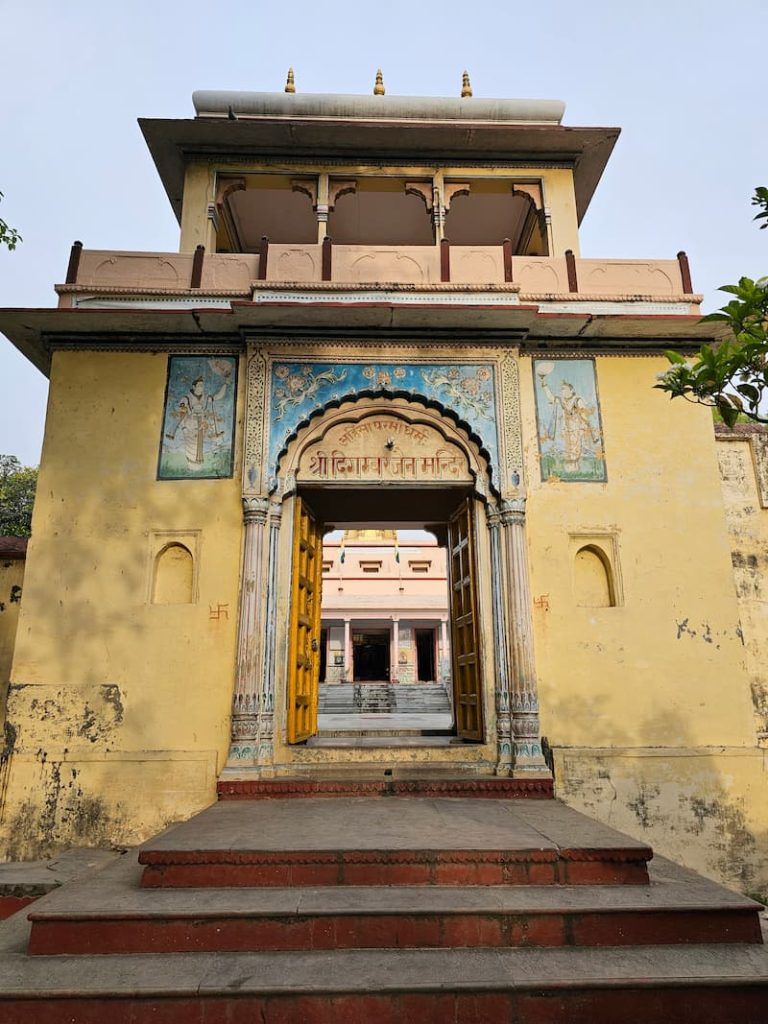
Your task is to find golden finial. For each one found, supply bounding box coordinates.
[461,71,473,98]
[285,68,296,93]
[373,69,385,96]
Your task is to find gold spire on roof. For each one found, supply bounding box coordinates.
[344,529,397,542]
[285,68,296,93]
[461,71,473,98]
[373,69,385,96]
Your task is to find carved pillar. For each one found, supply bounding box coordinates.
[391,618,400,681]
[487,505,513,775]
[223,495,269,770]
[499,497,551,778]
[256,500,283,767]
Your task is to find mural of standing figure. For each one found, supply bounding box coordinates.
[534,359,606,481]
[172,376,228,469]
[158,355,238,479]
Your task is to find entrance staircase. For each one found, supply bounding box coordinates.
[1,780,766,1021]
[318,682,452,716]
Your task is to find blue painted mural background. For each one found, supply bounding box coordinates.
[268,362,499,489]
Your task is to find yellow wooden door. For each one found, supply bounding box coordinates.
[287,495,322,743]
[448,496,484,741]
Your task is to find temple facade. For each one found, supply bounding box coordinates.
[0,82,765,894]
[320,531,449,686]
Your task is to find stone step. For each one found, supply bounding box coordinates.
[137,798,652,888]
[26,854,763,956]
[3,942,768,1023]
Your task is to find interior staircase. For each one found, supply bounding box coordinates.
[1,781,766,1022]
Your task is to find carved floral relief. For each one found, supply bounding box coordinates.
[268,361,500,489]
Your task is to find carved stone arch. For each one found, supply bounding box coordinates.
[277,396,491,500]
[215,176,247,206]
[511,183,543,210]
[405,182,433,212]
[273,393,496,498]
[328,180,357,211]
[443,183,471,211]
[215,177,247,252]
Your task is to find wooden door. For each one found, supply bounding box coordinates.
[286,495,322,743]
[448,496,483,740]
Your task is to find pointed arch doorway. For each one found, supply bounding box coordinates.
[279,398,491,748]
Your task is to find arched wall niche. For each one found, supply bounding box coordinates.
[152,542,195,605]
[568,530,624,610]
[573,545,614,608]
[276,396,491,500]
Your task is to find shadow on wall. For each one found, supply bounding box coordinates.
[0,467,239,861]
[546,694,767,900]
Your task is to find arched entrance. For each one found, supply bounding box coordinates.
[278,398,491,748]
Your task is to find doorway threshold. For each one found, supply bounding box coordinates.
[306,735,462,748]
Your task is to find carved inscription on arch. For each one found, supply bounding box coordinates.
[297,415,473,484]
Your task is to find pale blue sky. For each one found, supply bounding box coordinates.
[1,0,765,465]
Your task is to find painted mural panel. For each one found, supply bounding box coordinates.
[533,359,606,482]
[158,356,238,479]
[268,361,500,489]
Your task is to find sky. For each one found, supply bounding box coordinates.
[1,0,765,466]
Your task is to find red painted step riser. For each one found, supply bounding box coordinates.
[217,780,555,800]
[27,909,763,956]
[0,895,36,921]
[140,859,649,888]
[3,988,768,1024]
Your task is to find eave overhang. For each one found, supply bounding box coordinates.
[139,116,619,227]
[0,304,730,379]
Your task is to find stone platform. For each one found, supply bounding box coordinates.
[139,798,652,887]
[0,795,766,1022]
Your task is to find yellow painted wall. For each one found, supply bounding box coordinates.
[0,350,244,860]
[716,431,768,743]
[0,555,25,736]
[520,354,765,894]
[3,343,765,893]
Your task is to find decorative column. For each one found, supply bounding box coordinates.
[486,505,513,775]
[499,497,551,778]
[256,500,282,768]
[223,495,269,770]
[343,618,352,682]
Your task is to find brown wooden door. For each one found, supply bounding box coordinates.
[286,495,322,743]
[448,496,483,740]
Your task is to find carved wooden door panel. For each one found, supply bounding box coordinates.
[448,496,484,741]
[287,495,322,743]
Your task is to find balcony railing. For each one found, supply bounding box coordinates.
[58,240,697,304]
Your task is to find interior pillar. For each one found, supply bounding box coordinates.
[344,618,352,682]
[391,618,400,682]
[440,617,450,683]
[222,495,269,770]
[499,497,552,778]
